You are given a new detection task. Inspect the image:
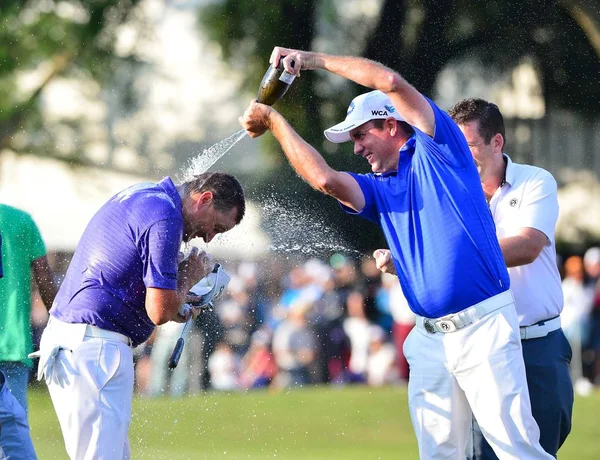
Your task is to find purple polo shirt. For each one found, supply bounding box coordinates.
[51,177,183,346]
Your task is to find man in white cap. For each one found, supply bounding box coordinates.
[240,47,552,459]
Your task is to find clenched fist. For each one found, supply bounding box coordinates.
[373,249,396,276]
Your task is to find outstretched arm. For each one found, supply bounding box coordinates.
[270,47,435,136]
[239,101,365,212]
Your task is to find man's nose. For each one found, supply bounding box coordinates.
[353,142,363,155]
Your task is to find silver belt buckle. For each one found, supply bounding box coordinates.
[424,320,436,334]
[437,320,457,333]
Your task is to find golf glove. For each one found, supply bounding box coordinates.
[187,263,231,309]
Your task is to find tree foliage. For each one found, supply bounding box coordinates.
[199,0,599,254]
[0,0,142,157]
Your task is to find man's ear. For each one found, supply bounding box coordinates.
[493,133,504,152]
[385,118,397,136]
[196,190,214,207]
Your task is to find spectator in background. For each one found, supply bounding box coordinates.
[147,322,189,397]
[365,325,397,387]
[308,261,348,384]
[342,290,371,383]
[272,299,317,389]
[239,328,277,390]
[330,254,358,311]
[359,255,383,321]
[268,265,309,330]
[191,303,223,392]
[302,258,336,384]
[217,275,255,356]
[561,255,594,393]
[238,261,267,327]
[208,341,239,391]
[372,273,395,334]
[582,247,600,385]
[0,204,57,413]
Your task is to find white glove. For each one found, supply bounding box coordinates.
[29,345,69,386]
[187,263,231,308]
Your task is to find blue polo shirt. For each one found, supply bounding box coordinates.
[344,99,509,318]
[51,177,184,346]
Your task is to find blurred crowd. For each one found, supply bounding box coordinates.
[131,253,410,396]
[30,246,600,396]
[560,247,600,394]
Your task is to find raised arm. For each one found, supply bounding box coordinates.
[271,47,435,137]
[239,101,365,212]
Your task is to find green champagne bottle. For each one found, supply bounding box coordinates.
[257,60,296,106]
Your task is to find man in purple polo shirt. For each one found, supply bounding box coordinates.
[36,172,245,459]
[240,47,551,458]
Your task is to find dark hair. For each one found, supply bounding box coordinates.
[184,172,245,224]
[448,98,506,147]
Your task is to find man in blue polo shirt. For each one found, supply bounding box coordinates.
[35,172,245,459]
[240,47,552,459]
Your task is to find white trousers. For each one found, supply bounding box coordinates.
[403,302,553,459]
[40,320,134,460]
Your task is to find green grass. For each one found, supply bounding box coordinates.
[29,385,600,459]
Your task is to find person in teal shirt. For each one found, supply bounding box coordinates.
[0,226,39,459]
[0,203,56,413]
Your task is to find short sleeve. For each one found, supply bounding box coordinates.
[339,172,380,224]
[517,170,559,241]
[419,98,472,169]
[139,219,182,289]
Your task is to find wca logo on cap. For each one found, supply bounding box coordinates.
[347,102,355,115]
[371,104,397,117]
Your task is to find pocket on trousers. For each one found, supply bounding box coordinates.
[402,327,416,364]
[96,342,122,391]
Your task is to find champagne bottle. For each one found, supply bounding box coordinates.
[257,59,296,106]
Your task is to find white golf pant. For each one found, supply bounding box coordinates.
[40,318,134,460]
[404,298,553,459]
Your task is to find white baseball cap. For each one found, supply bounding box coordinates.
[324,90,405,143]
